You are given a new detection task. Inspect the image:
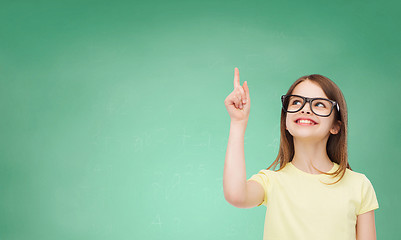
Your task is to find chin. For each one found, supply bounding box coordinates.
[287,129,325,140]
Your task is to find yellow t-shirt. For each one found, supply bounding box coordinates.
[247,161,379,240]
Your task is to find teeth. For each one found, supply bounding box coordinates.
[298,120,314,124]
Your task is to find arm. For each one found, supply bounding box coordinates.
[223,122,264,208]
[356,210,376,240]
[223,67,264,208]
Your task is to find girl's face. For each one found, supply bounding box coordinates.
[285,80,341,141]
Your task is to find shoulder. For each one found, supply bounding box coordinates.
[341,167,376,191]
[346,168,380,215]
[249,169,277,179]
[247,169,278,187]
[343,167,368,181]
[248,162,296,181]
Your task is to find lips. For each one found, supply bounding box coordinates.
[295,118,317,125]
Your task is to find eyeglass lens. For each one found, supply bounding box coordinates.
[284,95,333,116]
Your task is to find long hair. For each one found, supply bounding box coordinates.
[267,74,351,185]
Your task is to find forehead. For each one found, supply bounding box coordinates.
[291,80,328,99]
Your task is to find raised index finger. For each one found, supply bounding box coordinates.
[233,67,240,89]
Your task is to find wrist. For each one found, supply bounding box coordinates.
[230,120,248,128]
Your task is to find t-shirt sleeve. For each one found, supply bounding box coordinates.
[358,174,379,215]
[246,170,270,207]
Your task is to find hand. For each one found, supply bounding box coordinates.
[224,67,251,123]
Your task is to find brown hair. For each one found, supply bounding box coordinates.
[266,74,351,185]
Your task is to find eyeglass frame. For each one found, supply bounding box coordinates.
[281,94,340,117]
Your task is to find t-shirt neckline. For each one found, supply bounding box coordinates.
[287,161,337,177]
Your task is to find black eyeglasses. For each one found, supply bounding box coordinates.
[281,94,340,117]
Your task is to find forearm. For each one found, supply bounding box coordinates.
[223,121,248,204]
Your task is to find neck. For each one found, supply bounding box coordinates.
[291,137,333,174]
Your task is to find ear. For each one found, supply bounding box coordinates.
[330,120,341,135]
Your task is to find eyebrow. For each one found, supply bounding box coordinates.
[290,94,329,99]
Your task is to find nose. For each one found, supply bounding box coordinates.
[300,101,312,114]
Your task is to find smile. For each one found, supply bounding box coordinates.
[296,119,317,126]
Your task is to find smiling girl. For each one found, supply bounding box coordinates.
[223,68,379,240]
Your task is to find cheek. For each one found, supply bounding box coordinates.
[327,117,336,128]
[285,116,291,129]
[320,121,336,133]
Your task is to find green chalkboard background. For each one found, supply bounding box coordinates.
[1,0,400,239]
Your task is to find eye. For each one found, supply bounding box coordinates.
[314,101,326,108]
[292,100,302,105]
